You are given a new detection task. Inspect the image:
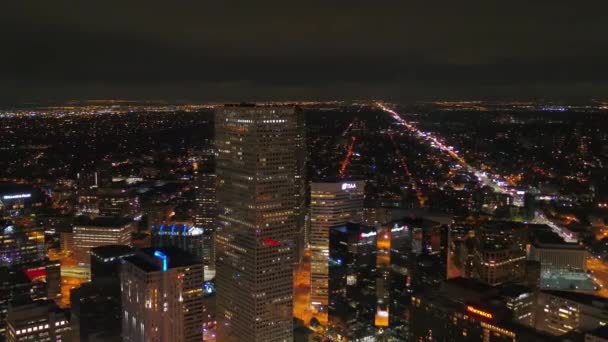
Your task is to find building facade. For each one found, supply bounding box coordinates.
[72,217,135,265]
[309,181,364,312]
[151,223,204,266]
[0,223,45,267]
[215,105,305,342]
[121,247,205,342]
[193,147,218,277]
[5,300,70,342]
[535,290,608,336]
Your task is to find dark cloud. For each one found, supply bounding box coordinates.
[1,0,607,104]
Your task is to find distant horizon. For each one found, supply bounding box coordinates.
[2,97,608,109]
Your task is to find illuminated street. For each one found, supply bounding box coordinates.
[48,249,90,308]
[587,257,608,298]
[293,249,323,326]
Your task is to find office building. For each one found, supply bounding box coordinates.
[121,247,205,342]
[0,184,44,213]
[151,223,205,268]
[529,232,588,272]
[5,299,70,342]
[215,105,305,342]
[72,217,135,265]
[410,293,546,342]
[97,187,139,219]
[21,260,61,302]
[193,147,218,277]
[473,246,526,286]
[477,221,528,252]
[328,223,378,340]
[457,222,528,286]
[0,222,45,267]
[536,290,608,336]
[309,180,364,313]
[0,267,34,337]
[410,278,546,341]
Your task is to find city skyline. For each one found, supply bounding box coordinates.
[2,1,608,341]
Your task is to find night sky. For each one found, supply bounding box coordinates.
[2,1,607,104]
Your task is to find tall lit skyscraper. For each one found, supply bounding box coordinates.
[193,147,218,278]
[309,181,364,315]
[215,105,305,342]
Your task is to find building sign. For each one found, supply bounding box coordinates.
[391,224,408,232]
[467,306,493,319]
[359,231,377,239]
[341,183,357,190]
[2,193,31,200]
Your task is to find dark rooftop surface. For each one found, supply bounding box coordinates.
[123,246,201,273]
[483,221,528,231]
[90,245,135,259]
[532,230,584,249]
[542,290,608,307]
[331,222,375,234]
[74,216,132,227]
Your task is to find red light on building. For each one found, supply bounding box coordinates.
[24,267,46,281]
[262,237,279,246]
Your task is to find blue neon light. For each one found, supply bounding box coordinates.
[171,225,176,234]
[153,251,168,271]
[159,224,165,233]
[183,224,188,234]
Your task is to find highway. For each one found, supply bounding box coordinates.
[376,102,507,194]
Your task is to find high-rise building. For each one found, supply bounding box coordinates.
[459,222,528,286]
[97,187,139,219]
[5,299,70,342]
[215,105,305,342]
[0,222,45,267]
[309,181,364,313]
[473,246,526,286]
[328,223,377,340]
[72,217,135,265]
[193,147,218,278]
[121,247,205,342]
[151,223,205,268]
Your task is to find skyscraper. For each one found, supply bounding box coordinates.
[121,247,205,342]
[0,222,45,267]
[215,105,305,342]
[309,181,364,316]
[193,147,218,278]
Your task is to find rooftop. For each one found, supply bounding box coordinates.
[542,290,608,308]
[531,230,584,249]
[90,245,135,259]
[74,216,133,227]
[123,246,202,273]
